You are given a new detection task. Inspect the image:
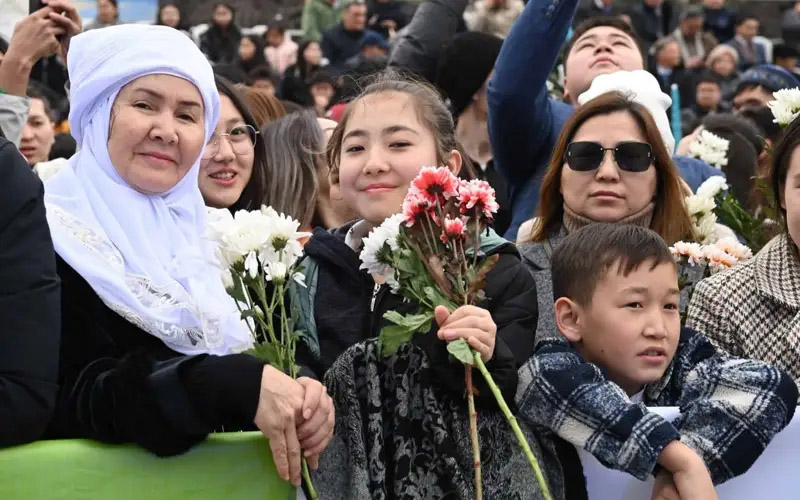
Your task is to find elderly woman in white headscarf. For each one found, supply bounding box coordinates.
[43,25,333,487]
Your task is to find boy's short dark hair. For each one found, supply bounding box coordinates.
[551,223,675,307]
[563,16,646,65]
[736,14,759,27]
[774,44,800,61]
[695,70,722,88]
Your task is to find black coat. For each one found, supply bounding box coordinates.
[0,138,60,447]
[199,25,242,65]
[627,1,676,51]
[301,223,538,407]
[46,256,264,456]
[321,24,384,67]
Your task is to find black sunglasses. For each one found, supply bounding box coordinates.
[565,141,653,173]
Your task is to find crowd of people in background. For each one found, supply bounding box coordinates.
[5,0,800,498]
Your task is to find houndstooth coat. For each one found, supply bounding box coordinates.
[687,233,800,381]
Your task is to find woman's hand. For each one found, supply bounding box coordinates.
[296,377,335,469]
[253,365,305,486]
[435,305,497,362]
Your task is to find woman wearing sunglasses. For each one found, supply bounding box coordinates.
[517,91,695,344]
[199,76,267,211]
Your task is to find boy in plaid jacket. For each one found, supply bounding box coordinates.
[517,223,797,499]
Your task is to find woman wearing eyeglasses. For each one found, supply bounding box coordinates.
[199,76,266,211]
[517,91,695,345]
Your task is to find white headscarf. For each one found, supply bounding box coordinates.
[45,25,252,355]
[578,70,676,155]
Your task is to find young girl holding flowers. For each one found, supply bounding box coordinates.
[298,73,566,499]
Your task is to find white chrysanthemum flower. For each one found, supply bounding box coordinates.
[670,241,706,265]
[359,213,404,280]
[769,88,800,126]
[695,176,729,200]
[244,251,259,279]
[695,212,718,244]
[264,261,288,283]
[713,237,753,261]
[34,158,68,182]
[685,194,716,217]
[221,268,235,290]
[688,130,729,169]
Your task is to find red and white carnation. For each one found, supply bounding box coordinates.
[441,215,467,244]
[411,166,459,202]
[458,179,500,220]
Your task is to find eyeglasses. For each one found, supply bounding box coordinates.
[565,141,653,173]
[203,124,258,159]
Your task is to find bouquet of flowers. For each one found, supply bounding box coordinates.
[206,206,317,498]
[359,167,551,500]
[671,238,752,324]
[768,88,800,127]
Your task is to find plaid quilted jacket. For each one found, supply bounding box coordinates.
[516,327,797,484]
[687,233,800,381]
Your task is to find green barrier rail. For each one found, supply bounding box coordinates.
[0,432,294,499]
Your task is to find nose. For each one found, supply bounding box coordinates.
[594,150,620,181]
[212,135,236,163]
[643,309,669,340]
[593,38,613,54]
[20,122,35,142]
[362,146,390,176]
[149,115,178,144]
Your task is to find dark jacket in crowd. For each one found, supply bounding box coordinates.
[30,56,69,99]
[46,256,264,456]
[727,37,769,72]
[298,223,537,406]
[320,23,384,67]
[703,5,737,43]
[519,328,797,485]
[627,0,676,51]
[574,0,620,26]
[367,0,412,39]
[279,63,320,106]
[200,24,243,65]
[0,138,60,447]
[388,0,469,81]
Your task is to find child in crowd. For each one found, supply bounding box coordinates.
[301,72,563,499]
[517,223,797,499]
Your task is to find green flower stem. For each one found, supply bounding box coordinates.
[473,351,553,500]
[465,364,483,500]
[302,458,318,500]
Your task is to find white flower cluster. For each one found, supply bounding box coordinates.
[688,130,729,169]
[33,158,68,182]
[671,237,752,274]
[684,176,728,244]
[768,88,800,126]
[359,213,404,292]
[206,206,310,288]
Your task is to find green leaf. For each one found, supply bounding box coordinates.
[245,342,284,367]
[447,338,475,366]
[378,324,417,357]
[383,310,433,330]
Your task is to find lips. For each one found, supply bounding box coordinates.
[140,151,176,165]
[592,57,618,68]
[363,183,395,193]
[209,168,237,184]
[638,347,667,357]
[590,190,623,199]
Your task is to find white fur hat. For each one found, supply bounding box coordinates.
[577,70,675,155]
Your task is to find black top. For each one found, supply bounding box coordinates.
[200,25,243,65]
[46,256,265,457]
[0,138,60,447]
[302,223,538,406]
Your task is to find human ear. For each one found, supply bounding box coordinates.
[554,297,583,343]
[445,149,463,177]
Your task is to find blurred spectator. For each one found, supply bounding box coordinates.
[200,3,242,65]
[238,35,269,74]
[84,0,120,31]
[238,85,286,127]
[575,0,621,26]
[703,0,737,43]
[465,0,525,39]
[302,0,345,42]
[706,43,739,100]
[281,40,324,106]
[702,113,762,210]
[281,100,305,115]
[367,0,411,40]
[782,1,800,51]
[213,64,251,85]
[732,64,800,111]
[321,2,383,67]
[19,83,55,167]
[681,71,728,135]
[773,44,800,79]
[627,0,676,52]
[668,6,717,70]
[435,31,511,236]
[738,104,782,179]
[727,15,766,72]
[344,31,389,70]
[29,54,68,99]
[649,38,691,104]
[264,23,298,75]
[248,66,280,96]
[308,70,336,116]
[155,3,190,36]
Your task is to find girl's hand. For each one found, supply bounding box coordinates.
[435,305,497,362]
[295,377,335,469]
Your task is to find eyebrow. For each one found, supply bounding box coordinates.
[343,125,420,141]
[576,33,632,45]
[621,286,680,296]
[131,87,203,110]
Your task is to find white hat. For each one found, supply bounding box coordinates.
[577,70,675,155]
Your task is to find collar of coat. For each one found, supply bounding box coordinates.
[755,233,800,309]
